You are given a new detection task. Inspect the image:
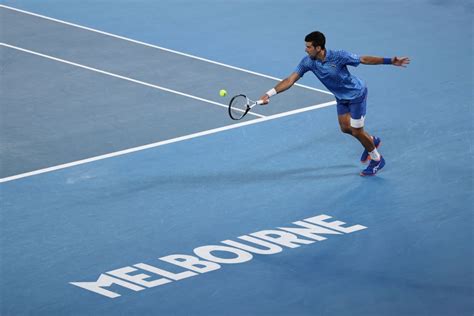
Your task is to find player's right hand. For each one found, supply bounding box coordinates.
[259,94,270,105]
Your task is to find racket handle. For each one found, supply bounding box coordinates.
[256,100,264,105]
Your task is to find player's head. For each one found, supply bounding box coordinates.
[305,31,326,49]
[305,31,325,59]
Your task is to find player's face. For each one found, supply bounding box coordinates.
[305,42,320,60]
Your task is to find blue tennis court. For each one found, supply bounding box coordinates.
[1,1,472,315]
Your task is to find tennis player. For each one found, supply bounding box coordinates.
[260,31,410,176]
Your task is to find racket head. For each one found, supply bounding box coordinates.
[228,94,250,120]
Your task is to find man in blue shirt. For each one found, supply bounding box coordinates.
[260,31,410,176]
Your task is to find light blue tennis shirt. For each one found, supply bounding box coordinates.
[295,49,366,100]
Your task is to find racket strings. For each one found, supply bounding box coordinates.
[229,95,249,119]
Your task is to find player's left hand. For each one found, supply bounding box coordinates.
[393,56,410,67]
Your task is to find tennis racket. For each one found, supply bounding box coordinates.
[228,94,264,120]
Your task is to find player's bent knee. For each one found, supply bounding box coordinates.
[340,126,352,134]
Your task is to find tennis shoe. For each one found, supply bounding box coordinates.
[360,156,385,176]
[360,136,381,163]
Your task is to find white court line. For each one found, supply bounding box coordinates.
[0,43,264,118]
[0,4,332,96]
[0,100,336,183]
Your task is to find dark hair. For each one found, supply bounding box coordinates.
[305,31,326,50]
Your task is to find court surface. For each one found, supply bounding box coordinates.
[0,1,473,315]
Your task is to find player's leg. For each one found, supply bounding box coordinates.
[347,89,381,162]
[348,89,385,176]
[338,98,377,154]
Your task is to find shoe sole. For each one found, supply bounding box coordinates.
[361,139,382,164]
[360,159,385,176]
[360,169,383,177]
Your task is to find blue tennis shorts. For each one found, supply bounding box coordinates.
[336,87,368,128]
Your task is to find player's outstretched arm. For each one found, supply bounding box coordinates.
[260,72,301,104]
[360,56,410,67]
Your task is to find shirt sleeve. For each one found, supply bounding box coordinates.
[338,50,361,67]
[294,57,310,77]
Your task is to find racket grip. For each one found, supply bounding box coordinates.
[256,100,265,105]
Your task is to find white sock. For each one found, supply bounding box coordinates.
[369,148,381,161]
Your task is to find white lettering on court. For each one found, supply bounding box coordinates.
[70,214,367,298]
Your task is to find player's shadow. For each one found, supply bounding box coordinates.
[223,165,357,184]
[115,164,358,197]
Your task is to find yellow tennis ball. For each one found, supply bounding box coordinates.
[219,89,227,97]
